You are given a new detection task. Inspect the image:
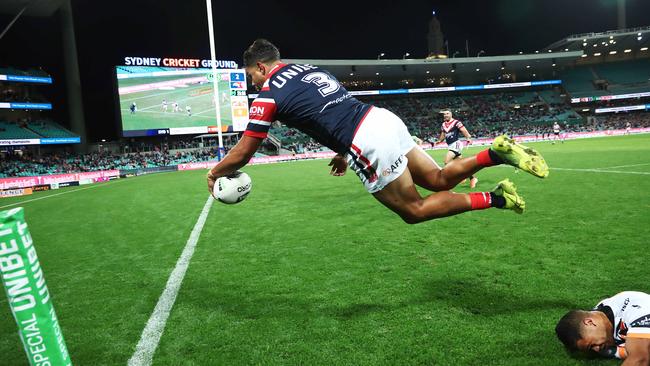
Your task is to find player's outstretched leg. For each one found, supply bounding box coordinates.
[373,168,524,224]
[492,179,525,214]
[407,145,503,192]
[491,135,549,178]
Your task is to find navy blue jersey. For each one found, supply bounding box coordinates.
[244,63,371,153]
[441,119,464,145]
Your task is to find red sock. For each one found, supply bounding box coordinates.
[476,149,497,167]
[469,192,492,210]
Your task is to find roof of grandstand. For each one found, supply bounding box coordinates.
[286,51,582,85]
[0,0,65,17]
[543,25,650,53]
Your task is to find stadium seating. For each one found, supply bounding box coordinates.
[561,66,602,97]
[592,59,650,85]
[0,67,50,77]
[0,120,78,139]
[0,121,41,139]
[562,60,650,98]
[27,120,77,138]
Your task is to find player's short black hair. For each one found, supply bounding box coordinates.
[555,310,586,352]
[243,39,281,67]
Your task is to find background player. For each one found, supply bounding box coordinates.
[207,39,549,224]
[129,102,137,114]
[556,291,650,364]
[552,121,562,144]
[162,99,168,112]
[435,110,479,188]
[186,105,192,117]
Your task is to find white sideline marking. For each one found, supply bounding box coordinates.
[596,162,650,170]
[0,181,121,209]
[128,196,214,366]
[551,167,650,175]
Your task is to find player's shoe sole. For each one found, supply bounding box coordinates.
[491,135,549,178]
[493,179,525,214]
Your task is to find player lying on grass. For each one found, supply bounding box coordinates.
[556,291,650,365]
[207,39,549,224]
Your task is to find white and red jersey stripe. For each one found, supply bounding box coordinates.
[244,96,277,139]
[243,64,287,139]
[441,118,464,133]
[441,118,465,145]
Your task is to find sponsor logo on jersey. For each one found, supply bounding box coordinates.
[631,315,650,328]
[250,106,265,115]
[382,156,404,176]
[622,298,630,313]
[270,64,317,88]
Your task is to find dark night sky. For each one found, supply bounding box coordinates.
[1,0,650,141]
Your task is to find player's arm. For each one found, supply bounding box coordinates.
[436,131,445,144]
[208,135,261,178]
[328,153,347,176]
[460,126,472,144]
[206,93,276,193]
[207,135,262,194]
[621,337,650,365]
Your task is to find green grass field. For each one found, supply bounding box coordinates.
[1,135,649,365]
[119,75,234,131]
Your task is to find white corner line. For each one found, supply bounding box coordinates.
[128,196,214,366]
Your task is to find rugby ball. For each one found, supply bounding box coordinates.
[213,171,252,204]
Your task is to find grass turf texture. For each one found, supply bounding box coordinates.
[1,134,648,365]
[118,75,234,131]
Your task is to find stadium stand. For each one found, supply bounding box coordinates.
[26,120,77,138]
[3,112,649,179]
[592,59,650,86]
[561,59,650,98]
[0,66,50,77]
[560,66,603,97]
[0,121,42,139]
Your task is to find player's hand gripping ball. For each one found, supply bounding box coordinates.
[213,171,252,204]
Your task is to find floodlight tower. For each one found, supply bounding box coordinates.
[618,0,626,29]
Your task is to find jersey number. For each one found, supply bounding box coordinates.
[301,72,340,97]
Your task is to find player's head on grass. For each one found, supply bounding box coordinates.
[555,309,614,354]
[243,39,281,90]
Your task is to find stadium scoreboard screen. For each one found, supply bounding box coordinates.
[115,57,249,137]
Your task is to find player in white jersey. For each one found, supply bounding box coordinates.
[435,110,478,188]
[173,101,180,112]
[556,291,650,363]
[162,99,168,112]
[626,122,632,135]
[552,121,561,144]
[186,105,192,117]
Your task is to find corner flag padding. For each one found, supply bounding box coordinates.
[0,207,71,366]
